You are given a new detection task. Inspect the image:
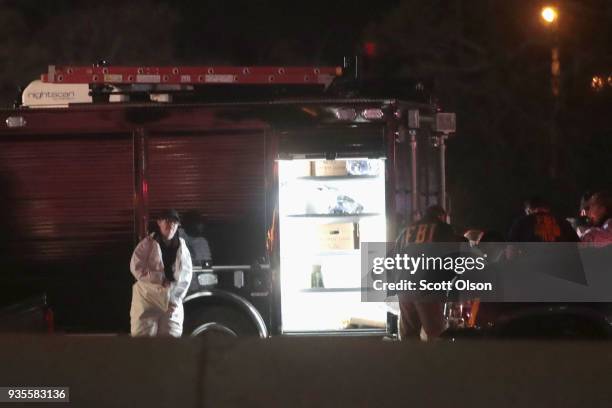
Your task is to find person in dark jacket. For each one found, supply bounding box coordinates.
[179,211,212,268]
[506,197,578,260]
[395,205,460,341]
[508,196,579,243]
[581,191,612,245]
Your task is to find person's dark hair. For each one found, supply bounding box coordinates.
[422,205,446,222]
[524,196,549,210]
[590,191,612,212]
[158,208,181,223]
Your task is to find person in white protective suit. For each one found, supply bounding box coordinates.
[130,209,193,337]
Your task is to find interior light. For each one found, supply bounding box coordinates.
[277,159,387,332]
[361,109,384,120]
[5,116,26,128]
[332,108,357,121]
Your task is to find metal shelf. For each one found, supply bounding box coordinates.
[296,175,380,181]
[298,287,381,293]
[285,212,380,218]
[299,287,362,293]
[314,249,360,256]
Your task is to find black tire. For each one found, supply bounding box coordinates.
[183,304,259,337]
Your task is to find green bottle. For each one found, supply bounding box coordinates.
[311,265,324,289]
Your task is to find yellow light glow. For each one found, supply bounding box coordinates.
[592,76,605,91]
[541,6,558,23]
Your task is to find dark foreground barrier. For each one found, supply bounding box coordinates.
[0,335,611,407]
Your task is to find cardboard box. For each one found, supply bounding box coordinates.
[318,222,358,250]
[313,160,348,177]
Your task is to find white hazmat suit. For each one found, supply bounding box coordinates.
[130,233,193,337]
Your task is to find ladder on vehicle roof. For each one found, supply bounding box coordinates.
[41,65,343,89]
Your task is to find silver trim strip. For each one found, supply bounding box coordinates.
[191,322,238,337]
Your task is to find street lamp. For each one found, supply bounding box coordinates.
[541,6,558,24]
[541,6,560,97]
[540,6,561,178]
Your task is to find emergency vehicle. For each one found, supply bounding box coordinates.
[0,63,456,336]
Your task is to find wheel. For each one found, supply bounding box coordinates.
[183,304,259,337]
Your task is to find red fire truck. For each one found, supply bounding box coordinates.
[0,64,455,336]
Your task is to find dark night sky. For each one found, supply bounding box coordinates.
[3,0,402,65]
[1,0,611,233]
